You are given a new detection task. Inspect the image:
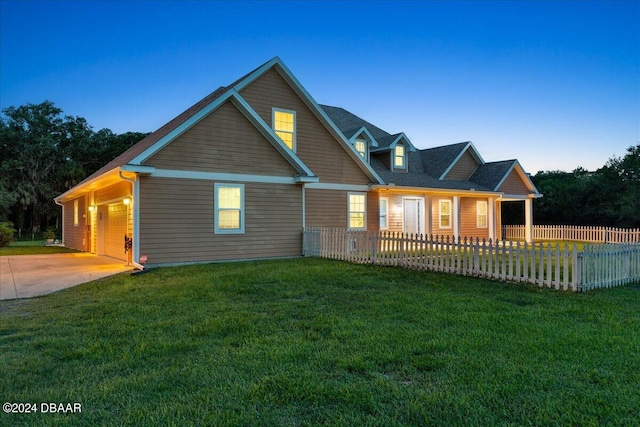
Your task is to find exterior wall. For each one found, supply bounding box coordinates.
[95,181,131,204]
[145,100,297,176]
[373,152,391,170]
[460,197,489,240]
[367,192,380,233]
[63,196,87,251]
[380,193,404,233]
[139,177,302,264]
[305,189,349,228]
[498,169,530,194]
[444,150,479,180]
[239,68,371,185]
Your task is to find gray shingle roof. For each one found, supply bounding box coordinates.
[320,105,391,142]
[469,160,516,191]
[321,105,524,193]
[420,142,469,178]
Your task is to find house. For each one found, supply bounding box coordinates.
[54,57,540,267]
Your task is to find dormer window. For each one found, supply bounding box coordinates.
[394,145,405,169]
[354,138,367,159]
[272,108,296,151]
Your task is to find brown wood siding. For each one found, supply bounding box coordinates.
[372,152,391,170]
[460,197,489,240]
[138,177,302,264]
[431,196,454,237]
[63,197,87,251]
[95,181,131,204]
[384,194,404,233]
[498,169,530,195]
[145,100,297,176]
[305,189,348,228]
[444,150,479,180]
[367,192,380,233]
[239,68,371,185]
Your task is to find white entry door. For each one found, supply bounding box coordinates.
[403,198,424,236]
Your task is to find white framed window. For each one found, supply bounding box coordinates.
[73,200,79,226]
[439,199,451,229]
[214,183,245,234]
[354,138,367,159]
[477,200,488,228]
[272,108,296,151]
[394,144,405,168]
[379,197,388,229]
[348,192,366,230]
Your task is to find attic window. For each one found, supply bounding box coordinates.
[354,138,367,158]
[273,108,296,151]
[394,145,405,169]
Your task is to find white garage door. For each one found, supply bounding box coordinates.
[98,203,128,261]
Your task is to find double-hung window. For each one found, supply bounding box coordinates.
[394,145,405,169]
[214,183,244,234]
[477,201,488,228]
[354,138,367,159]
[348,193,366,230]
[439,199,451,229]
[272,108,296,151]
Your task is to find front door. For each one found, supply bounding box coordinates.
[403,198,424,236]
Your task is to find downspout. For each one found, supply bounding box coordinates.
[119,171,145,270]
[54,200,64,246]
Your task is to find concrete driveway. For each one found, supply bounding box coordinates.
[0,253,132,300]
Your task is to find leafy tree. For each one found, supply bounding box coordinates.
[507,144,640,228]
[0,101,148,235]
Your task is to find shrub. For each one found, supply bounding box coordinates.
[0,221,16,247]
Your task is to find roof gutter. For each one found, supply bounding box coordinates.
[370,184,500,197]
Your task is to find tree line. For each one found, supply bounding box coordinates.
[1,101,638,238]
[0,101,148,237]
[502,144,640,228]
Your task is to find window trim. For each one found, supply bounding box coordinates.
[439,199,452,229]
[214,183,245,234]
[379,197,389,230]
[272,107,296,152]
[394,144,405,169]
[348,192,367,231]
[477,200,488,229]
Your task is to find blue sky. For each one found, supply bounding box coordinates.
[1,0,638,174]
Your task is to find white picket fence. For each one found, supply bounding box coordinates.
[502,225,640,244]
[303,228,640,292]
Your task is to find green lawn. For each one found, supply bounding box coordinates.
[0,241,78,256]
[1,258,638,426]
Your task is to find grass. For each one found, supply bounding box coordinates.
[1,258,638,426]
[0,241,78,256]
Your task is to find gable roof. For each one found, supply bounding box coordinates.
[321,105,541,196]
[65,57,384,195]
[420,142,469,178]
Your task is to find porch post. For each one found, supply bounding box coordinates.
[425,195,432,237]
[524,198,533,243]
[488,197,495,241]
[453,196,460,241]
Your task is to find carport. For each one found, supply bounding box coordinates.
[0,253,132,300]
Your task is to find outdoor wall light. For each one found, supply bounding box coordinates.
[88,205,96,212]
[123,197,132,206]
